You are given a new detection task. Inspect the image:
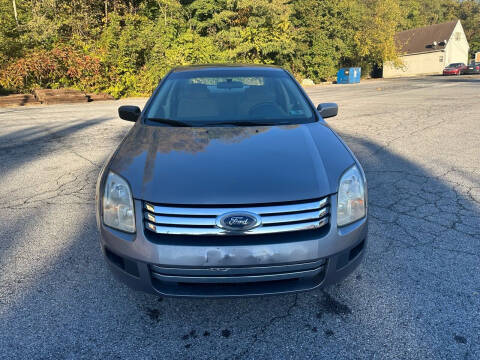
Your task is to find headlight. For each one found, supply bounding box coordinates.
[337,165,366,227]
[103,171,136,233]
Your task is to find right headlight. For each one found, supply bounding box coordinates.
[103,171,136,233]
[337,165,366,227]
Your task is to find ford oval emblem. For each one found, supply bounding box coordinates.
[216,211,261,232]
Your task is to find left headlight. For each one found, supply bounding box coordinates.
[337,165,366,227]
[103,171,136,233]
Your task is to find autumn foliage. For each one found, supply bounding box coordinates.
[0,47,102,92]
[0,0,479,97]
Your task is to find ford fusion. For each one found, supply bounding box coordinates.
[96,65,367,297]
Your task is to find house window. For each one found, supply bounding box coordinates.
[455,32,461,41]
[439,55,444,63]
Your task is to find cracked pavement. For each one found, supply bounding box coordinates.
[0,76,479,359]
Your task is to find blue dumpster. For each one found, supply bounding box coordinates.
[337,67,361,84]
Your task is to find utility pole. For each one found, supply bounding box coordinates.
[12,0,18,26]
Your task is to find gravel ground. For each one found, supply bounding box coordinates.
[0,76,479,360]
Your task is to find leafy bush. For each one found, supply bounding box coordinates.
[0,47,102,93]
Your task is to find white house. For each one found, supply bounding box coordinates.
[383,20,470,78]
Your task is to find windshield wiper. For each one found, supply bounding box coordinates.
[146,118,192,127]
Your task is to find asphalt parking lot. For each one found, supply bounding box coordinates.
[0,75,479,360]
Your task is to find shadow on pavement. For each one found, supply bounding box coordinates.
[410,75,480,84]
[0,117,113,176]
[0,133,478,360]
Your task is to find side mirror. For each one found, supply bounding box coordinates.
[118,105,141,122]
[317,103,338,119]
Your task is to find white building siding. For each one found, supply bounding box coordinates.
[445,21,469,65]
[383,20,470,78]
[383,51,446,78]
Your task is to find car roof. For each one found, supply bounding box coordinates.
[171,64,286,73]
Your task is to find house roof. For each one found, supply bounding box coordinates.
[395,20,458,55]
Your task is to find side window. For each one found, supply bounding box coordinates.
[455,32,461,41]
[276,79,292,112]
[281,79,313,118]
[439,55,444,63]
[148,80,173,119]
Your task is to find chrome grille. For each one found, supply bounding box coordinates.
[143,197,330,236]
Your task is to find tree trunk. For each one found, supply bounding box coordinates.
[104,0,108,26]
[12,0,18,26]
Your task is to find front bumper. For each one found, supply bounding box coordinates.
[98,197,367,297]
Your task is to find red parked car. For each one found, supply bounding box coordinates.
[443,63,466,76]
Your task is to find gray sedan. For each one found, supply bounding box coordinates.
[96,65,368,297]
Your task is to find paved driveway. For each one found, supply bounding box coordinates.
[0,76,479,360]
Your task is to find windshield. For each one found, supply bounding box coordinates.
[144,69,315,126]
[448,63,462,68]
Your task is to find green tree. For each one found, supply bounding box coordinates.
[291,0,362,81]
[2,0,480,95]
[354,0,401,69]
[456,0,480,58]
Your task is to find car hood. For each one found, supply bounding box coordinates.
[109,122,355,204]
